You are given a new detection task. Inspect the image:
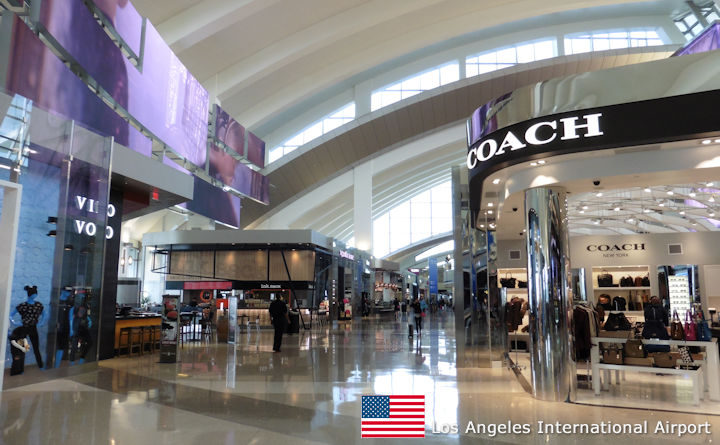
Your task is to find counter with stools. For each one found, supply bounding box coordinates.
[115,315,162,356]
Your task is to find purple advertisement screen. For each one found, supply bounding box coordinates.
[246,131,266,168]
[5,17,151,157]
[673,23,720,56]
[209,142,270,205]
[89,0,143,57]
[38,0,209,169]
[214,105,245,157]
[183,175,242,228]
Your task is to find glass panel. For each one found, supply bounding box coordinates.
[495,47,517,63]
[516,43,535,63]
[439,63,459,84]
[419,70,440,90]
[534,40,555,59]
[593,38,610,51]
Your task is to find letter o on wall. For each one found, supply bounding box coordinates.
[598,245,609,251]
[476,139,498,162]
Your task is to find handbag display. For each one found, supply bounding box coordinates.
[684,311,697,341]
[670,310,684,340]
[633,276,643,287]
[641,275,650,286]
[624,339,646,358]
[517,280,527,288]
[604,312,632,331]
[619,276,632,287]
[612,296,626,311]
[651,352,679,368]
[602,347,624,365]
[678,346,694,365]
[500,272,516,288]
[597,270,613,287]
[642,319,671,353]
[697,311,712,342]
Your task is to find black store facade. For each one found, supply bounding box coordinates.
[456,46,720,410]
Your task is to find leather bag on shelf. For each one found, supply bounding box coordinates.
[603,347,624,365]
[697,311,712,342]
[641,275,650,286]
[670,310,685,340]
[500,272,516,288]
[624,356,653,366]
[604,312,632,331]
[597,271,613,287]
[678,346,694,365]
[633,276,644,287]
[684,311,697,341]
[624,339,647,358]
[642,318,671,353]
[517,280,527,288]
[651,352,679,368]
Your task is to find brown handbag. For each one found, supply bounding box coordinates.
[603,348,624,364]
[670,310,684,340]
[651,352,679,368]
[624,339,646,358]
[633,276,643,287]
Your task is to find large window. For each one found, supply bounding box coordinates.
[372,181,452,258]
[268,103,355,163]
[466,39,556,77]
[564,29,664,55]
[371,63,459,112]
[673,2,720,41]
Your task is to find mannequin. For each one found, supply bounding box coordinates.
[10,285,47,368]
[69,291,92,364]
[55,287,74,368]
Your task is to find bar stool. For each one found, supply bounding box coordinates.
[118,327,132,356]
[118,327,143,356]
[149,325,161,352]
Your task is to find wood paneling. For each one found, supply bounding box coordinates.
[269,250,315,281]
[215,250,267,281]
[169,251,215,278]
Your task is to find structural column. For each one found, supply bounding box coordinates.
[353,162,373,252]
[524,186,575,402]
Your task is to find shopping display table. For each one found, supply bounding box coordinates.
[591,337,719,403]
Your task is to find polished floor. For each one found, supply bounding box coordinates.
[1,314,719,444]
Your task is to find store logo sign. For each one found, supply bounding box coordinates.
[261,284,281,289]
[74,195,116,239]
[586,243,645,252]
[339,250,355,260]
[466,113,604,169]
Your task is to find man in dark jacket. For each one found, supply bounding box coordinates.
[269,296,289,352]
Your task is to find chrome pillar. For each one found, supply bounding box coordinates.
[524,187,575,402]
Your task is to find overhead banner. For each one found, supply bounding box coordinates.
[428,257,438,296]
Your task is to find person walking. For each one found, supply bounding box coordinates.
[412,298,424,336]
[393,298,400,321]
[269,296,289,352]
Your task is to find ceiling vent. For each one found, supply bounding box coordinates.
[668,243,683,255]
[509,250,522,260]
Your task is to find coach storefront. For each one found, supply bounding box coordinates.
[459,45,720,412]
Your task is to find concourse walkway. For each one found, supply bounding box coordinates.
[0,312,716,444]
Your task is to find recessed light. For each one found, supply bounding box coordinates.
[537,160,546,165]
[593,220,600,225]
[579,210,585,214]
[710,195,716,203]
[667,190,674,195]
[530,162,538,166]
[644,187,651,193]
[702,139,712,145]
[582,205,588,210]
[659,202,665,207]
[614,207,620,211]
[492,178,501,185]
[626,218,634,223]
[689,191,696,197]
[680,211,686,215]
[480,224,485,228]
[488,210,493,214]
[643,208,651,213]
[522,229,526,232]
[708,182,715,187]
[710,212,716,217]
[596,192,603,197]
[691,221,698,225]
[715,139,720,143]
[488,202,494,207]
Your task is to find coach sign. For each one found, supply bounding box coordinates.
[466,88,720,225]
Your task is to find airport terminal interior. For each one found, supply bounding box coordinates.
[2,0,720,443]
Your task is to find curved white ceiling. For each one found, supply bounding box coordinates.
[131,0,687,131]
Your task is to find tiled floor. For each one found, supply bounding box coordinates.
[1,314,719,444]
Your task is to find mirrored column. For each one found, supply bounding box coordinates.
[525,186,575,402]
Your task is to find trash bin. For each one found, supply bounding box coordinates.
[287,311,300,334]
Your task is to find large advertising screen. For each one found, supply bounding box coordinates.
[246,131,266,169]
[5,16,152,157]
[89,0,144,57]
[183,175,243,229]
[37,0,209,169]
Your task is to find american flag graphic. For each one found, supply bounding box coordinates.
[361,395,425,438]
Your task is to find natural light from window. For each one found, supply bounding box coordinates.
[373,181,452,258]
[370,63,459,112]
[564,29,664,54]
[466,39,556,77]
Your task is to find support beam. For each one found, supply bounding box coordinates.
[353,162,373,252]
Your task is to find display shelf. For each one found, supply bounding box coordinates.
[594,287,651,291]
[497,268,527,290]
